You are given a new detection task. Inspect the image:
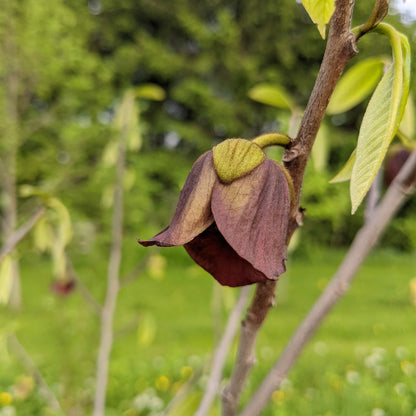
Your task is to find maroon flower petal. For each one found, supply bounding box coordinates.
[138,151,216,247]
[211,158,290,280]
[184,224,268,287]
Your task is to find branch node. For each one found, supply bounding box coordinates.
[346,32,359,55]
[282,146,301,163]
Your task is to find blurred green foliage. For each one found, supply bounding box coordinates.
[0,0,415,252]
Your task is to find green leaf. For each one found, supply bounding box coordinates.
[397,33,411,128]
[135,83,165,101]
[301,0,336,39]
[248,83,293,110]
[101,140,118,167]
[48,198,72,246]
[311,123,329,171]
[327,57,385,115]
[33,217,55,252]
[330,149,356,183]
[123,168,137,191]
[114,89,143,152]
[350,24,409,213]
[0,256,13,305]
[399,94,415,140]
[101,185,114,209]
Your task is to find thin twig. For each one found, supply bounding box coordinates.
[195,286,252,416]
[240,148,416,416]
[0,207,46,264]
[93,124,128,416]
[221,1,357,414]
[7,333,64,413]
[221,282,276,416]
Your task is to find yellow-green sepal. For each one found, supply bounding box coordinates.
[213,139,266,183]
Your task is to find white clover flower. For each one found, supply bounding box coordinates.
[365,349,386,368]
[346,370,360,385]
[149,396,164,411]
[0,407,16,416]
[373,365,387,380]
[371,408,385,416]
[394,382,408,396]
[280,378,292,391]
[395,346,409,360]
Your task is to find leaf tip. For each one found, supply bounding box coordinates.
[318,23,327,39]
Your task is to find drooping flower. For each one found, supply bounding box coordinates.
[138,134,292,287]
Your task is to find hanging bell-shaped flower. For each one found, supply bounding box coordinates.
[138,133,292,287]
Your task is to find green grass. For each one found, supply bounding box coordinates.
[1,243,416,416]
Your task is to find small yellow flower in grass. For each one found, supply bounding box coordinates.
[329,374,343,392]
[180,366,193,380]
[155,375,170,392]
[271,390,285,405]
[0,392,12,406]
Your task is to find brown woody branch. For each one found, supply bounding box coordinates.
[221,0,358,414]
[240,147,416,416]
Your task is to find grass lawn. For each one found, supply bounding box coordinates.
[1,242,416,416]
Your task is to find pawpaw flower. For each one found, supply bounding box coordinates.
[138,133,292,287]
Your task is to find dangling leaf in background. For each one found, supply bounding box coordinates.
[327,57,385,115]
[350,25,410,213]
[22,186,73,282]
[0,256,13,305]
[33,216,55,253]
[301,0,336,39]
[114,89,143,152]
